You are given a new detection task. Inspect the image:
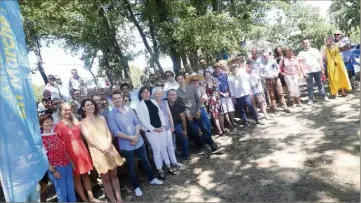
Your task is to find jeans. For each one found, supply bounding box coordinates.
[189,107,216,150]
[174,124,189,158]
[47,163,76,202]
[306,71,326,102]
[236,95,259,123]
[145,130,171,169]
[121,144,155,189]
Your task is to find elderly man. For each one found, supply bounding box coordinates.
[69,69,85,95]
[197,59,214,75]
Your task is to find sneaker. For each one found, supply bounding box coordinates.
[296,104,303,107]
[256,120,265,125]
[307,100,314,105]
[284,108,291,113]
[197,148,205,155]
[150,178,163,185]
[211,147,225,154]
[324,96,330,102]
[134,187,143,197]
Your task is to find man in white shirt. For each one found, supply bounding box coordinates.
[298,38,329,104]
[334,30,355,77]
[68,69,85,95]
[55,76,71,101]
[250,48,270,106]
[163,70,179,92]
[228,64,264,127]
[44,74,62,100]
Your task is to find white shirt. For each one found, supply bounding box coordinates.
[227,69,251,98]
[249,71,264,95]
[197,66,214,75]
[58,85,71,101]
[163,80,179,92]
[259,60,279,79]
[44,84,61,100]
[338,37,352,63]
[298,48,322,73]
[69,76,83,91]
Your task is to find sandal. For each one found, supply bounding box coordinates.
[158,171,167,180]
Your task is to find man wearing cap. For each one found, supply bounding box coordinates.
[212,63,236,129]
[334,30,355,78]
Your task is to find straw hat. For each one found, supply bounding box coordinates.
[185,73,205,85]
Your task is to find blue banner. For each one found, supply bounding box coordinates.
[0,1,48,202]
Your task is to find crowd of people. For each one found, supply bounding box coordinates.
[34,31,355,202]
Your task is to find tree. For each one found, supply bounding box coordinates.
[32,84,45,102]
[329,0,360,35]
[263,2,333,52]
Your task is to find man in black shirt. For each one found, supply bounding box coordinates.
[167,89,190,160]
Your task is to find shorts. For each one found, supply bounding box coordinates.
[253,93,265,109]
[221,97,235,113]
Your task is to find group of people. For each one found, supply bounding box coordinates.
[34,31,354,202]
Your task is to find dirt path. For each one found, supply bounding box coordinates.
[128,86,360,202]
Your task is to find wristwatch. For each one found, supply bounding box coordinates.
[51,168,56,173]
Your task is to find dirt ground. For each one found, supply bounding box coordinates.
[1,83,359,202]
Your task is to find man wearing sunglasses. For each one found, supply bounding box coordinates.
[44,74,63,101]
[334,30,355,78]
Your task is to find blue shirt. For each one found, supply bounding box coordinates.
[339,37,352,63]
[107,106,144,151]
[212,72,229,93]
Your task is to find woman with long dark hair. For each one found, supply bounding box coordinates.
[80,99,124,202]
[136,87,178,180]
[54,103,99,202]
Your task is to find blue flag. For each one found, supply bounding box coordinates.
[0,1,48,202]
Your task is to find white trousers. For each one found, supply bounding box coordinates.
[145,130,172,169]
[164,129,178,165]
[284,74,300,97]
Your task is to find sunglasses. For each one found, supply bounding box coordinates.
[193,80,199,82]
[334,34,340,36]
[166,74,173,77]
[49,78,55,81]
[53,102,59,105]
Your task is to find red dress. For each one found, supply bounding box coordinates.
[54,121,93,175]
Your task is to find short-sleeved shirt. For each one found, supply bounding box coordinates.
[41,132,69,167]
[298,48,322,73]
[107,106,144,151]
[168,99,185,126]
[338,37,352,63]
[176,87,191,114]
[212,72,229,93]
[186,84,206,115]
[282,57,299,75]
[251,57,262,73]
[259,60,279,78]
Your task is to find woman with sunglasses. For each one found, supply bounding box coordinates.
[323,35,352,98]
[163,71,179,92]
[136,87,178,180]
[40,114,76,202]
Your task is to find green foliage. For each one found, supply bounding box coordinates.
[329,0,360,35]
[264,2,333,52]
[32,84,45,102]
[129,65,143,88]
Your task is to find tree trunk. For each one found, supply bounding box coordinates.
[212,0,219,12]
[124,0,164,75]
[32,28,48,84]
[170,48,181,74]
[102,49,114,89]
[189,55,198,73]
[181,53,189,69]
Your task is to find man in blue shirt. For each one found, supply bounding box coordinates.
[107,91,163,197]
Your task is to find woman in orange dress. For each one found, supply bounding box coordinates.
[80,98,124,203]
[54,102,100,202]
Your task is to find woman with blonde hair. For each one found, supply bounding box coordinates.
[279,46,304,107]
[323,35,352,97]
[54,102,99,202]
[80,98,124,202]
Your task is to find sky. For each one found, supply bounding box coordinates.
[29,0,332,87]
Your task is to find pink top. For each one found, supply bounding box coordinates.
[41,131,69,167]
[282,57,299,75]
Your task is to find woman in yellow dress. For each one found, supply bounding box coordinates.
[324,35,352,97]
[80,98,124,203]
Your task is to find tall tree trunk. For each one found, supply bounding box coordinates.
[88,52,97,86]
[102,48,114,89]
[31,27,48,84]
[100,6,131,80]
[170,48,181,74]
[181,53,189,69]
[189,55,198,73]
[212,0,219,12]
[124,0,164,75]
